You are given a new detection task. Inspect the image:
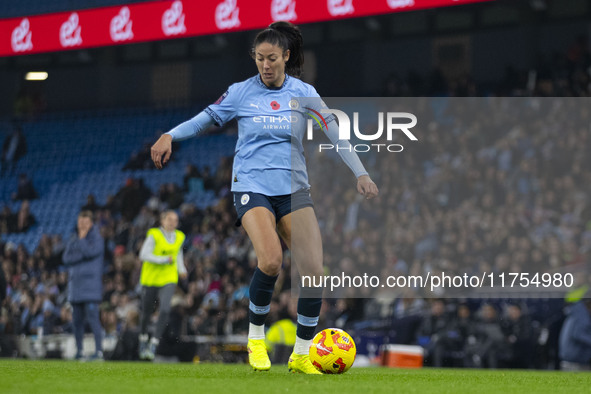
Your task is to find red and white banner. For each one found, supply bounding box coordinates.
[0,0,492,57]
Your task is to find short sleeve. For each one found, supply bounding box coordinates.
[204,84,239,127]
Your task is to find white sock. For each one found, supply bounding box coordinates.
[139,334,149,343]
[248,323,265,340]
[293,336,312,355]
[150,337,160,346]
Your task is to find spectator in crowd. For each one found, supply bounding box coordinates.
[14,200,36,233]
[445,303,475,366]
[417,299,451,367]
[559,299,591,371]
[183,164,202,193]
[132,206,156,235]
[41,298,58,335]
[111,309,140,361]
[501,303,533,368]
[0,206,14,234]
[466,304,506,368]
[388,295,425,345]
[21,290,43,335]
[228,300,249,336]
[54,304,73,334]
[116,178,151,221]
[422,302,475,367]
[123,144,152,171]
[123,134,180,171]
[62,210,104,361]
[12,173,38,201]
[81,195,100,213]
[116,184,136,215]
[1,126,27,176]
[201,166,216,191]
[0,264,6,306]
[157,295,198,362]
[158,183,184,210]
[102,306,120,339]
[0,296,17,357]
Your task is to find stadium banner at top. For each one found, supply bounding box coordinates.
[0,0,492,57]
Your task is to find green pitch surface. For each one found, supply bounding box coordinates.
[1,360,590,394]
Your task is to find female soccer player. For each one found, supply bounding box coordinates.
[150,21,378,373]
[138,210,187,360]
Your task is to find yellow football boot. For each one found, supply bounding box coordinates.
[247,339,271,371]
[288,352,323,374]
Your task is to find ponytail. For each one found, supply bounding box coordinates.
[252,21,304,78]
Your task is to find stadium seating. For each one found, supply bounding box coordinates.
[0,107,236,251]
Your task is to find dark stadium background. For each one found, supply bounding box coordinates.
[1,0,590,370]
[2,0,590,111]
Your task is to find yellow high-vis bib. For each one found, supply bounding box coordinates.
[140,228,185,287]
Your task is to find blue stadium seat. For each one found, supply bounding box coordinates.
[1,106,236,252]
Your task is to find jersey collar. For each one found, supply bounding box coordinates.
[256,73,289,90]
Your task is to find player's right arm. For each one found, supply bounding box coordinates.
[151,84,238,169]
[151,111,215,169]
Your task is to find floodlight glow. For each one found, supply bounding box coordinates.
[25,72,48,81]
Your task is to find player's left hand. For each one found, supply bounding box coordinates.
[357,175,379,199]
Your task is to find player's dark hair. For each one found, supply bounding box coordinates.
[252,21,304,78]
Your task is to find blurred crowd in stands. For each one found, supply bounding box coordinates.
[382,34,591,98]
[312,97,591,293]
[1,35,591,367]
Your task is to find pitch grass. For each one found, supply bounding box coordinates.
[1,360,590,394]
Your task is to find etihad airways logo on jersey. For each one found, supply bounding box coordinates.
[253,115,298,130]
[305,107,418,153]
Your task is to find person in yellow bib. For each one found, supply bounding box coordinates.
[138,210,186,360]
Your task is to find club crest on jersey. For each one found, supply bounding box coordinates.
[289,99,299,109]
[241,194,250,205]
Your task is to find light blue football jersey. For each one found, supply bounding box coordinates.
[205,74,321,196]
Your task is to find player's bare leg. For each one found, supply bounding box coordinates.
[242,207,283,371]
[278,207,323,374]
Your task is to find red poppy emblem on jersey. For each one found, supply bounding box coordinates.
[270,101,280,110]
